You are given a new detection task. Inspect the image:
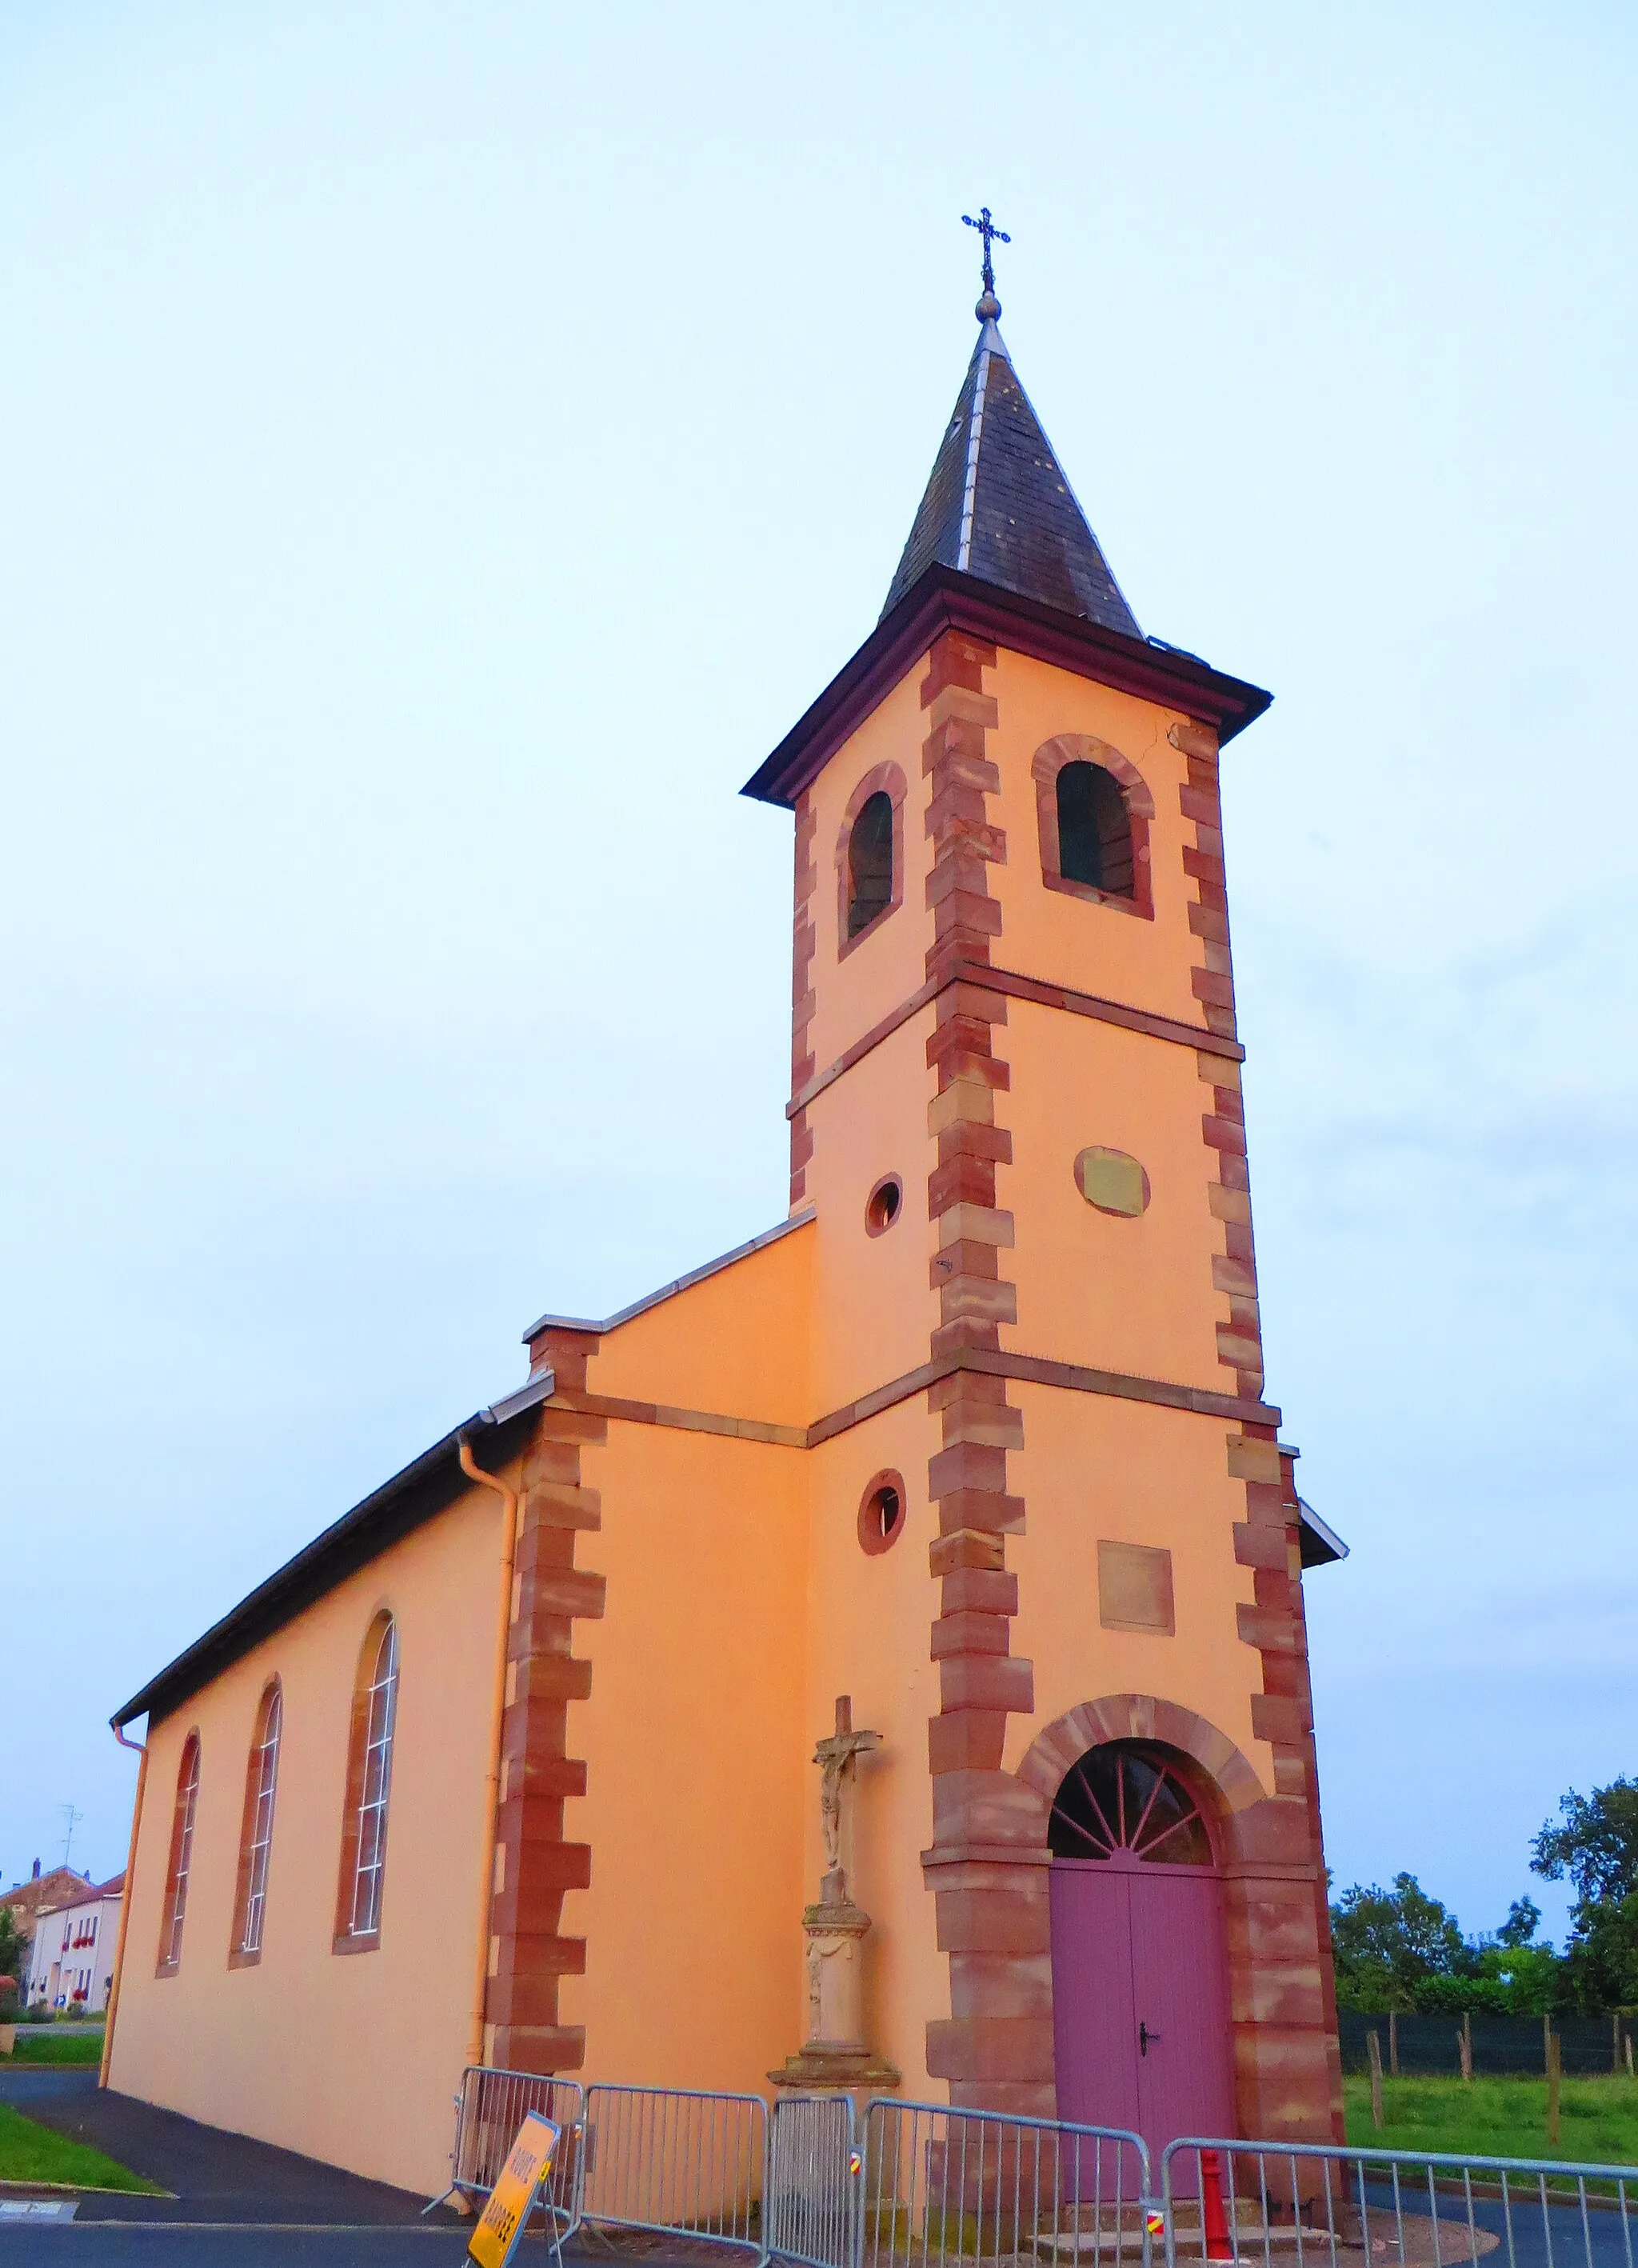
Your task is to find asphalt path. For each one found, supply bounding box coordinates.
[0,2228,489,2265]
[0,2068,635,2262]
[1384,2183,1637,2268]
[0,2067,465,2226]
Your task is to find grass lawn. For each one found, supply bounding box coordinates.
[1344,2074,1638,2170]
[0,2104,160,2193]
[6,2031,105,2066]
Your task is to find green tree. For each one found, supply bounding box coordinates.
[1329,1874,1468,2010]
[1534,1782,1638,1904]
[1498,1896,1542,1949]
[0,1906,29,1998]
[1533,1780,1638,2010]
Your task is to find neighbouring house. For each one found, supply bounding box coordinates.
[25,1874,124,2011]
[105,258,1347,2197]
[1,1864,100,1982]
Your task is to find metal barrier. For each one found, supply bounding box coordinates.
[580,2082,768,2254]
[449,2066,585,2228]
[1161,2136,1638,2268]
[766,2093,858,2268]
[859,2096,1154,2268]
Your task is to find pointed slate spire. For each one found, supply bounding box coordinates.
[882,310,1141,638]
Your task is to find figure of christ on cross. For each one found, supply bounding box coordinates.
[813,1695,882,1907]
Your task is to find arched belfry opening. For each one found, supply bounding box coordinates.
[1056,759,1134,896]
[846,790,894,938]
[1048,1741,1235,2164]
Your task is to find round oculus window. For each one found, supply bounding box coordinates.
[865,1175,903,1236]
[857,1470,906,1555]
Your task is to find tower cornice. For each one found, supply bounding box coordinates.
[740,564,1272,811]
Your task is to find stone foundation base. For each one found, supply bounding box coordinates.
[769,2047,901,2095]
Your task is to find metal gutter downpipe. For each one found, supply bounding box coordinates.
[98,1721,149,2088]
[460,1432,523,2072]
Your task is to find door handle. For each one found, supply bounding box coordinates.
[1139,2022,1160,2056]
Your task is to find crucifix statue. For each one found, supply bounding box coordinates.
[962,204,1011,319]
[813,1694,881,1907]
[769,1695,899,2097]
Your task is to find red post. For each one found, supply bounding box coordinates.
[1201,2148,1234,2262]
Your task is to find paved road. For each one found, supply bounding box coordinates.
[1384,2182,1637,2268]
[0,2068,467,2226]
[0,2069,624,2261]
[0,2227,490,2265]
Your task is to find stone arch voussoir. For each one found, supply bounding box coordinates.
[1031,733,1156,818]
[1031,735,1156,921]
[1015,1694,1267,1820]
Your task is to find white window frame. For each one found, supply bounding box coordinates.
[347,1620,398,1938]
[161,1739,201,1970]
[240,1685,282,1956]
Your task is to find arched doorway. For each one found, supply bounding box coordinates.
[1048,1740,1235,2163]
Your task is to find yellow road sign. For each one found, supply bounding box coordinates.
[467,2110,561,2268]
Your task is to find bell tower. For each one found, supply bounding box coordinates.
[743,242,1343,2148]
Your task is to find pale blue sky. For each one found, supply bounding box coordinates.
[3,3,1633,1946]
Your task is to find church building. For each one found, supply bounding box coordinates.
[104,243,1346,2198]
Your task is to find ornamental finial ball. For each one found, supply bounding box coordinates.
[962,206,1010,324]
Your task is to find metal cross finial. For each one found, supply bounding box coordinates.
[962,206,1010,318]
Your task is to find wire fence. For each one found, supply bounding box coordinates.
[579,2082,767,2254]
[857,2096,1153,2268]
[1162,2136,1638,2268]
[448,2066,584,2225]
[444,2070,1638,2268]
[766,2093,859,2268]
[1339,2014,1636,2078]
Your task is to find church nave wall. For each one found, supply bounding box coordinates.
[557,1422,807,2092]
[804,1405,945,2102]
[108,1474,509,2195]
[573,1210,814,1428]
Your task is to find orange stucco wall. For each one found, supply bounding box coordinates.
[1003,1386,1272,1789]
[108,1476,509,2196]
[1002,1001,1228,1386]
[803,1406,945,2098]
[585,1218,813,1426]
[985,651,1205,1029]
[802,666,934,1088]
[802,1010,940,1420]
[558,1423,808,2087]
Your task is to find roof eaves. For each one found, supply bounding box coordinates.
[741,565,1272,810]
[110,1370,557,1731]
[521,1206,815,1346]
[1297,1497,1349,1568]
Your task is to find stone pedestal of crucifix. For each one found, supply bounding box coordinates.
[769,1696,901,2098]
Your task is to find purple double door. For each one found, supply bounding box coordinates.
[1049,1856,1235,2170]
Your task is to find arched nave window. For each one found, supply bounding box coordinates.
[334,1614,398,1950]
[230,1680,283,1962]
[156,1732,201,1975]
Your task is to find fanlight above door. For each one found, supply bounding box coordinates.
[1048,1742,1213,1866]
